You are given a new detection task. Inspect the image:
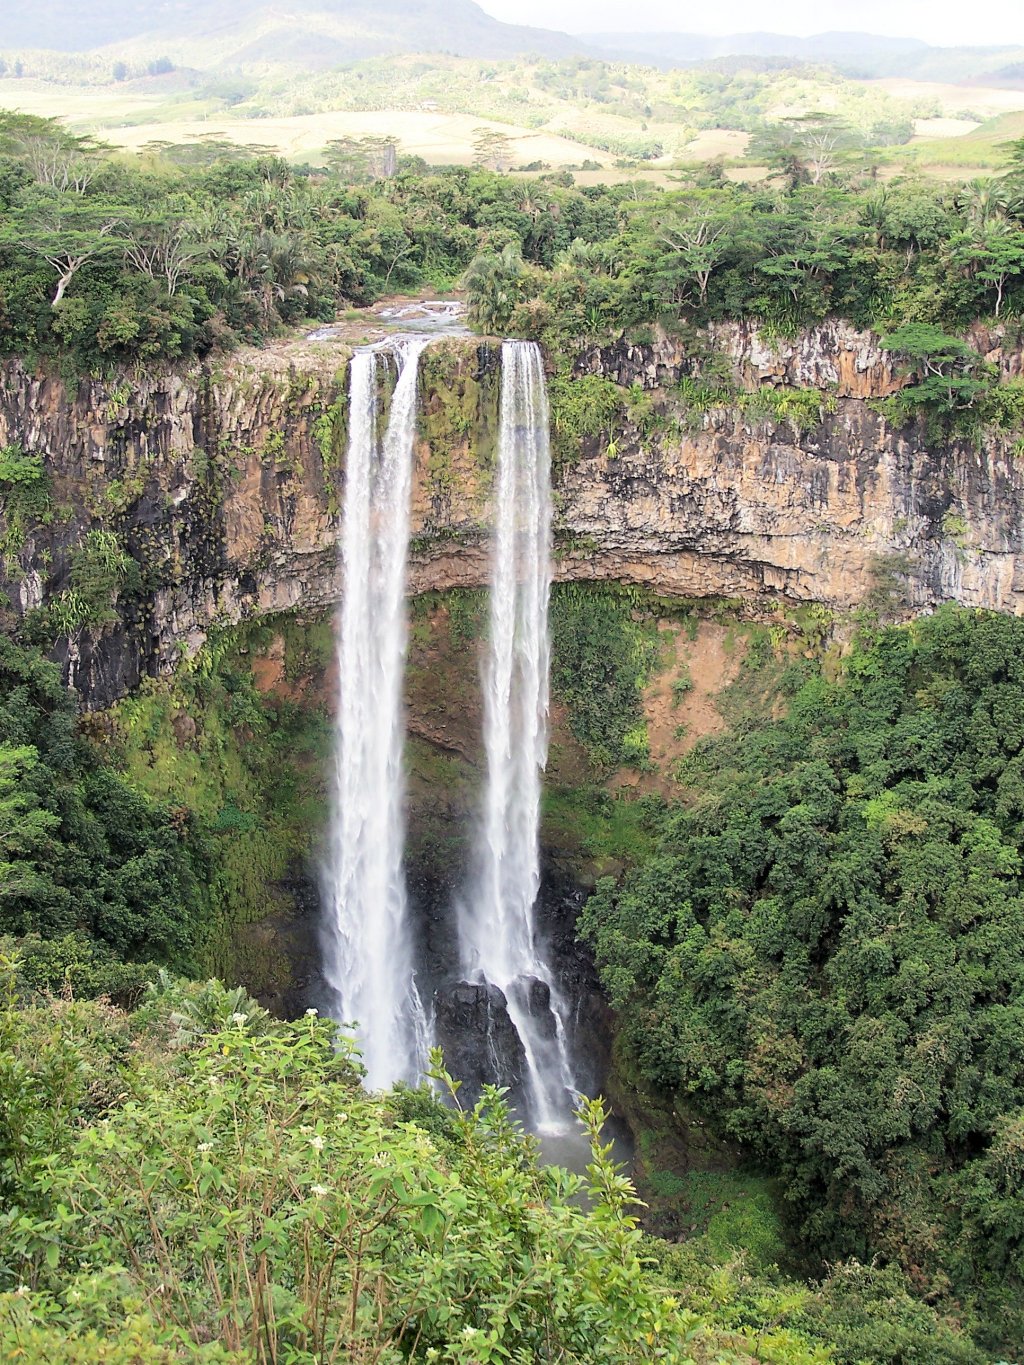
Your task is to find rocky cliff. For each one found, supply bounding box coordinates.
[1,319,1022,708]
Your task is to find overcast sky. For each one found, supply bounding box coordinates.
[476,0,1023,47]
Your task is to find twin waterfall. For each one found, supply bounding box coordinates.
[321,338,576,1127]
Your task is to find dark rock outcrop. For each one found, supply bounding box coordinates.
[432,980,527,1099]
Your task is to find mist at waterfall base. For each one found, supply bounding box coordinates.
[319,332,586,1137]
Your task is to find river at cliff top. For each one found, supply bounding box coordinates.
[306,297,471,343]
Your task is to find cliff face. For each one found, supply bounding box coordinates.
[1,320,1022,708]
[567,320,1024,610]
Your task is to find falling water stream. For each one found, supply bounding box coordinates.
[457,340,579,1133]
[321,338,430,1090]
[321,334,579,1124]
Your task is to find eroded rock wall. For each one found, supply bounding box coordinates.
[557,400,1023,611]
[567,319,1024,611]
[1,321,1022,707]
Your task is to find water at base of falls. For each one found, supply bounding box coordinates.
[321,338,431,1092]
[455,339,579,1135]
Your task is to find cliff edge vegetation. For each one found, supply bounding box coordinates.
[0,110,1023,376]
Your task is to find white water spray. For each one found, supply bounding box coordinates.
[322,339,430,1090]
[458,340,577,1132]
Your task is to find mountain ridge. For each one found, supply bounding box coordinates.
[2,3,1021,82]
[582,28,1024,82]
[0,0,585,62]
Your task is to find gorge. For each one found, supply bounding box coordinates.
[5,312,1024,1360]
[2,317,1024,1004]
[5,49,1024,1354]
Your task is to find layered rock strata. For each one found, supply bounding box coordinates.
[1,321,1021,708]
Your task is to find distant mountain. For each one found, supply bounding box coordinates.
[3,6,1021,86]
[583,30,1024,82]
[587,30,924,64]
[983,63,1024,90]
[0,0,585,64]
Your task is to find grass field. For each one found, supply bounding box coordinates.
[895,109,1024,176]
[0,76,227,132]
[1,58,1021,183]
[127,109,625,169]
[869,78,1024,120]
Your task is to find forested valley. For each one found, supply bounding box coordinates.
[1,61,1024,1365]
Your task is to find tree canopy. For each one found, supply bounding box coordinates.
[581,606,1024,1354]
[0,112,1021,371]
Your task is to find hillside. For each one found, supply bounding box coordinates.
[584,29,1024,84]
[10,48,1017,182]
[1,0,584,64]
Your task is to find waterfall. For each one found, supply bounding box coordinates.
[320,334,577,1115]
[322,339,430,1091]
[458,340,578,1133]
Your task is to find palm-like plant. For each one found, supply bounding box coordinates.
[957,179,1009,232]
[226,227,320,324]
[461,242,526,334]
[859,191,890,250]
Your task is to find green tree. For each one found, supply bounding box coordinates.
[124,215,206,297]
[472,127,515,172]
[462,241,530,333]
[644,189,738,308]
[881,323,990,415]
[0,747,59,900]
[324,135,398,183]
[3,188,126,306]
[950,223,1024,317]
[751,115,862,189]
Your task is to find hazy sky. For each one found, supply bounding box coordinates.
[476,0,1023,47]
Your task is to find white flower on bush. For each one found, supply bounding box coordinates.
[310,1183,329,1197]
[230,1012,247,1026]
[197,1141,214,1153]
[305,1007,318,1017]
[309,1134,325,1151]
[371,1151,390,1167]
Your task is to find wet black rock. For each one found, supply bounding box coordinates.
[508,976,558,1041]
[433,979,526,1101]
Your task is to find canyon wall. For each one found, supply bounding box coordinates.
[1,320,1022,708]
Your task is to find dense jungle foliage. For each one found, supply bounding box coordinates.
[1,111,1023,375]
[0,958,990,1363]
[0,623,331,995]
[0,602,1017,1361]
[582,605,1024,1356]
[0,635,201,975]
